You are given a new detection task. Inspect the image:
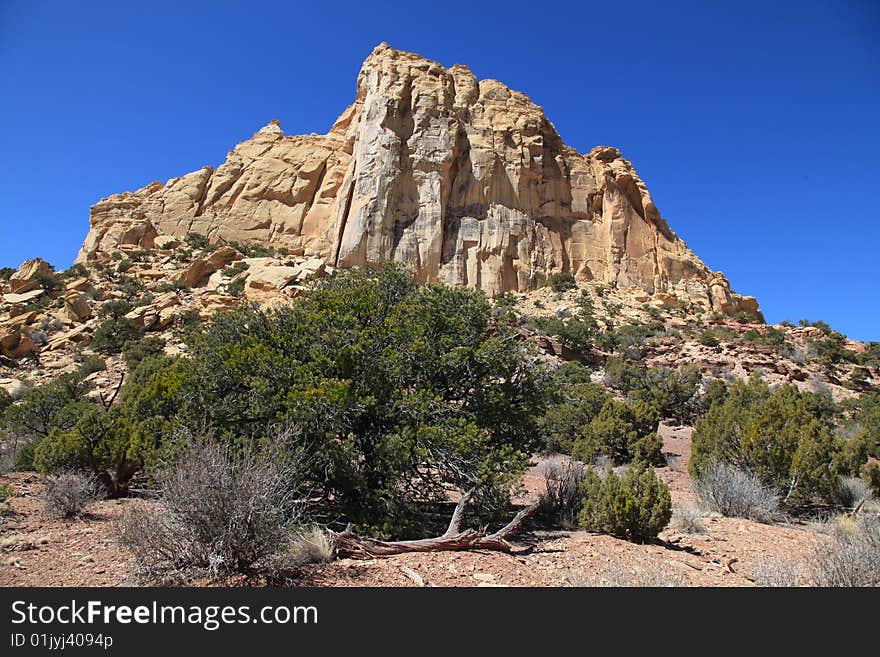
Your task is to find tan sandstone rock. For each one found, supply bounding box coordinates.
[75,44,758,315]
[8,258,53,294]
[63,291,93,322]
[3,289,45,305]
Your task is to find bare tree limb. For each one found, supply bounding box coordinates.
[100,373,125,410]
[331,495,538,559]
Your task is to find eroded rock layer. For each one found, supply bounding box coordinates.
[77,43,757,315]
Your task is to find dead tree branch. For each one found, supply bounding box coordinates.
[331,490,537,559]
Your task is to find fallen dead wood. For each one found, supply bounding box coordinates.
[331,489,538,559]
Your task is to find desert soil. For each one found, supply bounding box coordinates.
[0,425,823,587]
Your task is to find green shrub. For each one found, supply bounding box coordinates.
[12,441,37,471]
[690,376,859,506]
[532,291,599,355]
[222,261,249,277]
[76,355,107,377]
[1,373,92,441]
[33,404,144,496]
[91,317,144,354]
[548,271,577,292]
[122,337,166,368]
[156,278,189,293]
[114,275,144,298]
[115,265,549,537]
[226,277,245,297]
[0,267,15,281]
[99,299,133,318]
[34,269,63,292]
[0,388,11,416]
[578,462,672,542]
[175,309,202,331]
[185,232,210,250]
[743,326,786,348]
[538,364,609,453]
[699,330,720,347]
[864,462,880,498]
[572,399,662,465]
[604,359,703,424]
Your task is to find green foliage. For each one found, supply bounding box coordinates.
[598,323,658,358]
[156,278,189,293]
[743,326,786,348]
[548,271,578,292]
[690,376,859,506]
[810,331,858,371]
[226,277,245,297]
[492,292,518,308]
[77,355,107,377]
[222,261,249,277]
[572,398,662,465]
[91,317,144,354]
[699,330,720,347]
[538,363,609,453]
[34,269,63,292]
[33,405,138,495]
[1,372,92,441]
[0,483,13,501]
[116,260,134,273]
[226,240,274,258]
[864,462,880,498]
[603,356,644,392]
[176,309,202,332]
[604,358,705,423]
[185,232,210,250]
[12,442,37,471]
[30,355,186,495]
[122,336,166,368]
[99,299,132,318]
[0,388,11,416]
[798,319,833,334]
[858,342,880,368]
[0,267,15,281]
[62,263,88,280]
[578,462,672,542]
[113,275,144,298]
[129,265,551,537]
[532,291,599,355]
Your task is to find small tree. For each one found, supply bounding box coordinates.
[548,271,577,292]
[579,462,672,542]
[572,399,662,465]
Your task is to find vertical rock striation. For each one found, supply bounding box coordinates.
[77,43,759,315]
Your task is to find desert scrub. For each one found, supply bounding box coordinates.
[578,461,672,542]
[692,462,781,523]
[537,456,587,529]
[116,435,310,579]
[547,271,577,292]
[42,472,100,517]
[287,525,335,565]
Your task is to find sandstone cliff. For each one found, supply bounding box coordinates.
[77,43,758,315]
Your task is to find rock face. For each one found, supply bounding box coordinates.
[77,44,758,314]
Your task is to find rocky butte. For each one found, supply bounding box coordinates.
[77,43,759,317]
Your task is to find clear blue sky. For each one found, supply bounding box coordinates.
[1,1,877,340]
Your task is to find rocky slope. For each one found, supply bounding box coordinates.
[77,43,757,315]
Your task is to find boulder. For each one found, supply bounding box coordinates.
[183,258,215,288]
[9,258,53,294]
[206,246,240,269]
[3,289,45,305]
[154,235,179,249]
[63,291,93,322]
